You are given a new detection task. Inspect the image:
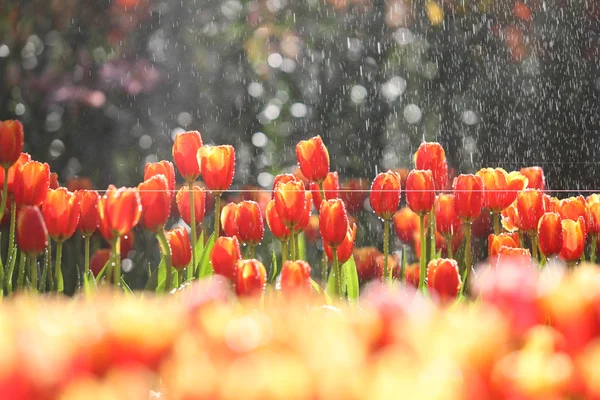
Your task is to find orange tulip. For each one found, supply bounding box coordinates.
[280,260,312,294]
[210,236,241,279]
[435,194,461,235]
[516,189,545,232]
[501,202,521,232]
[77,190,99,236]
[496,246,532,269]
[198,145,235,193]
[144,161,176,199]
[172,131,202,182]
[354,247,381,282]
[164,227,192,270]
[545,195,559,213]
[176,185,206,227]
[0,152,31,197]
[393,207,421,243]
[295,135,330,183]
[310,171,339,209]
[589,202,600,235]
[265,200,290,241]
[272,174,297,196]
[488,233,519,266]
[319,199,349,248]
[49,172,59,190]
[324,223,357,264]
[370,171,402,220]
[16,205,48,256]
[414,142,448,191]
[100,185,142,238]
[559,217,586,262]
[587,193,600,206]
[295,191,313,233]
[65,177,93,192]
[476,168,509,213]
[374,254,401,281]
[273,180,307,230]
[556,196,589,231]
[0,120,24,168]
[42,188,80,242]
[505,171,528,207]
[520,166,545,190]
[427,258,461,304]
[234,259,266,297]
[537,212,563,257]
[304,214,320,243]
[339,178,369,214]
[453,174,484,223]
[405,169,435,215]
[236,201,264,246]
[405,263,420,288]
[138,175,171,232]
[13,161,50,206]
[220,202,239,238]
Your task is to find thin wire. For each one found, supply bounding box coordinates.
[93,189,600,193]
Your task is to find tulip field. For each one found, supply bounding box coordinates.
[3,119,600,399]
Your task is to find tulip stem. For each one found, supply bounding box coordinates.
[530,233,539,263]
[46,241,53,292]
[29,255,37,293]
[592,234,597,264]
[156,229,173,292]
[214,194,222,239]
[464,222,472,289]
[281,239,288,266]
[40,240,50,293]
[492,212,500,235]
[383,218,390,283]
[0,168,8,224]
[55,241,64,293]
[113,237,121,289]
[333,247,342,298]
[16,252,25,291]
[248,245,255,259]
[187,182,197,281]
[84,236,90,277]
[321,251,328,286]
[318,181,326,206]
[429,209,436,261]
[7,199,16,266]
[290,230,296,260]
[445,234,454,259]
[418,214,427,291]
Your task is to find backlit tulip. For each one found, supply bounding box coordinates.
[324,223,357,264]
[370,171,401,220]
[101,185,142,237]
[165,227,192,270]
[427,258,461,304]
[237,201,264,246]
[65,177,93,192]
[272,174,297,196]
[520,166,545,190]
[516,189,545,232]
[90,249,111,277]
[505,171,529,207]
[559,217,586,262]
[453,174,484,223]
[476,168,509,213]
[497,246,532,269]
[310,171,339,209]
[43,188,80,242]
[210,236,241,279]
[435,194,460,235]
[13,161,50,206]
[295,191,313,233]
[488,233,519,267]
[0,152,30,197]
[319,199,349,248]
[144,161,176,199]
[176,185,206,227]
[556,196,589,231]
[354,247,381,282]
[234,259,267,297]
[17,205,48,255]
[590,203,600,235]
[406,169,435,215]
[501,202,521,232]
[414,142,448,191]
[197,145,235,193]
[172,131,202,182]
[265,200,290,241]
[77,190,99,236]
[220,202,239,238]
[138,175,171,232]
[280,260,312,294]
[393,207,421,244]
[587,194,600,206]
[538,213,563,257]
[339,178,369,214]
[0,120,24,168]
[274,180,307,230]
[295,135,330,183]
[405,263,420,287]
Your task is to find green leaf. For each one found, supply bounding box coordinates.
[193,230,205,271]
[96,258,112,281]
[342,256,359,300]
[120,277,133,295]
[326,266,336,298]
[154,259,167,293]
[310,278,322,293]
[297,233,306,261]
[311,278,333,305]
[270,249,278,282]
[197,232,216,279]
[83,270,97,297]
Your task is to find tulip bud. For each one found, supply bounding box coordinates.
[339,178,369,214]
[516,189,545,232]
[0,120,24,169]
[210,236,241,279]
[520,166,545,190]
[77,190,99,237]
[173,131,203,183]
[476,168,509,213]
[272,174,297,196]
[414,142,448,191]
[236,200,264,246]
[324,223,357,264]
[234,259,266,297]
[537,213,563,257]
[265,200,290,241]
[17,206,48,256]
[176,184,206,228]
[488,233,519,267]
[295,135,330,183]
[49,172,59,190]
[280,260,312,294]
[392,207,421,244]
[138,175,171,233]
[556,196,589,232]
[310,172,339,209]
[559,217,586,262]
[427,258,461,304]
[197,145,235,193]
[505,171,529,207]
[369,171,401,220]
[273,180,307,230]
[13,161,50,207]
[42,188,80,242]
[319,199,349,248]
[144,161,176,200]
[100,185,142,238]
[453,174,484,223]
[220,202,239,238]
[435,194,461,235]
[165,227,192,270]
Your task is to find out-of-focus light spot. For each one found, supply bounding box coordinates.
[122,258,133,273]
[464,136,477,153]
[225,316,263,352]
[0,45,9,58]
[248,82,264,98]
[145,154,158,164]
[221,0,243,19]
[351,85,368,104]
[258,172,274,188]
[393,28,414,45]
[280,58,296,73]
[171,127,186,141]
[267,53,283,68]
[290,103,308,117]
[381,76,407,101]
[426,1,444,26]
[403,104,422,124]
[139,134,153,150]
[45,112,62,132]
[266,0,284,12]
[252,132,268,147]
[177,112,193,127]
[263,104,280,120]
[66,157,82,176]
[15,103,26,116]
[422,62,438,80]
[461,110,479,125]
[276,90,289,103]
[49,139,65,159]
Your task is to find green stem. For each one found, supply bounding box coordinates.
[188,182,197,281]
[0,168,8,224]
[84,235,90,277]
[30,255,37,293]
[383,218,390,283]
[400,245,406,284]
[156,229,173,292]
[214,193,222,238]
[429,209,436,261]
[591,234,597,264]
[318,181,326,206]
[46,240,54,291]
[55,241,64,293]
[530,233,539,263]
[248,245,256,259]
[7,199,16,264]
[281,239,288,265]
[445,233,454,259]
[493,212,501,235]
[178,270,184,287]
[40,240,50,293]
[6,247,18,296]
[464,222,472,289]
[17,252,25,291]
[113,237,121,289]
[333,247,342,298]
[419,214,427,291]
[290,230,296,261]
[321,250,328,286]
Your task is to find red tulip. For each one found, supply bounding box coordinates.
[42,188,80,242]
[138,175,171,232]
[559,217,586,262]
[0,120,24,168]
[0,152,31,197]
[319,199,349,248]
[488,233,519,266]
[90,249,111,277]
[236,200,264,246]
[164,227,192,270]
[435,194,461,235]
[210,236,241,279]
[590,202,600,235]
[414,142,448,191]
[144,161,176,199]
[65,177,93,192]
[501,202,521,232]
[176,184,206,227]
[280,260,312,294]
[538,213,563,257]
[339,178,369,214]
[405,169,435,215]
[520,166,545,190]
[295,191,312,232]
[556,196,589,231]
[265,200,290,241]
[324,223,357,264]
[220,202,239,238]
[273,180,307,230]
[516,189,545,232]
[16,205,48,256]
[393,207,421,243]
[304,214,320,243]
[504,171,529,207]
[198,145,235,193]
[272,174,297,196]
[100,185,142,238]
[77,190,100,236]
[427,258,461,304]
[497,246,532,269]
[234,259,266,297]
[119,231,135,259]
[476,168,509,213]
[370,171,402,220]
[453,174,484,223]
[354,247,381,282]
[13,161,50,206]
[49,172,59,190]
[295,135,330,182]
[172,131,202,182]
[310,171,339,209]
